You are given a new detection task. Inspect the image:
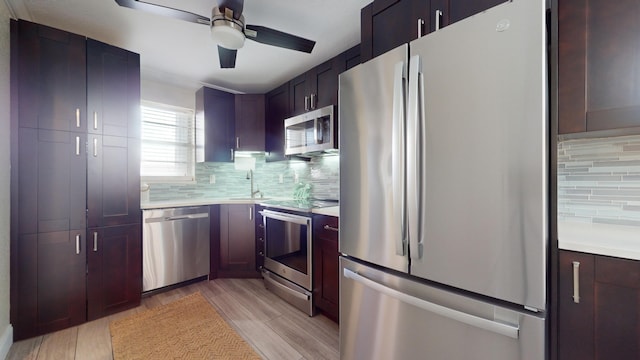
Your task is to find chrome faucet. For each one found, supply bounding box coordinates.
[247,170,263,198]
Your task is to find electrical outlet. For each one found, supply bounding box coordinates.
[278,174,284,184]
[209,174,216,184]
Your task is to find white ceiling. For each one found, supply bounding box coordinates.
[5,0,372,93]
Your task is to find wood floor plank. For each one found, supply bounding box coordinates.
[232,319,303,360]
[36,327,77,360]
[75,316,113,360]
[5,336,42,360]
[266,315,339,360]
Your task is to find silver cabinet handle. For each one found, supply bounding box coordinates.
[435,10,443,31]
[310,93,316,109]
[572,261,580,303]
[304,96,309,111]
[344,268,520,339]
[230,148,234,161]
[249,206,254,221]
[75,234,81,255]
[93,112,98,130]
[75,136,81,156]
[323,224,339,232]
[417,18,425,38]
[76,108,80,128]
[392,61,407,257]
[93,232,98,252]
[93,138,98,157]
[236,136,240,149]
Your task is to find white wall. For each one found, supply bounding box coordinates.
[0,1,13,357]
[141,76,196,110]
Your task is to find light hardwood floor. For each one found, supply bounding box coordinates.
[6,278,339,360]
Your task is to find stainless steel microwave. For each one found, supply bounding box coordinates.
[284,105,336,156]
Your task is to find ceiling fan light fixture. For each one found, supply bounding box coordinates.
[211,23,245,49]
[210,6,246,50]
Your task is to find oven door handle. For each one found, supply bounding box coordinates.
[260,210,311,225]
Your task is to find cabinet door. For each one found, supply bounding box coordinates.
[87,39,141,138]
[370,0,430,59]
[558,250,595,360]
[559,0,640,134]
[219,204,257,276]
[17,20,86,132]
[196,87,235,162]
[87,224,142,320]
[592,255,640,359]
[87,135,141,228]
[310,58,342,111]
[15,230,87,340]
[289,73,309,116]
[18,128,86,235]
[342,45,362,72]
[312,215,339,322]
[265,83,289,162]
[234,94,265,151]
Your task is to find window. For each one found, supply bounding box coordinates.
[140,101,195,182]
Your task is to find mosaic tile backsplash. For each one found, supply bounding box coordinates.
[558,135,640,227]
[146,154,340,202]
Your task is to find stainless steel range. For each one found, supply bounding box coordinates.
[259,199,337,316]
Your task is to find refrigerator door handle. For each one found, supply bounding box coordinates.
[392,61,407,256]
[344,268,520,339]
[407,55,423,260]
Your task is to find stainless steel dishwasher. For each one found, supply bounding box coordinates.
[142,206,210,292]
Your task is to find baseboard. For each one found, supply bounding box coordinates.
[0,324,13,360]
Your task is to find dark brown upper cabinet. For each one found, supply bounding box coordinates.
[559,0,640,134]
[17,20,87,132]
[289,57,342,117]
[196,86,235,162]
[234,94,265,152]
[265,83,289,162]
[87,39,141,138]
[196,88,266,162]
[360,0,507,62]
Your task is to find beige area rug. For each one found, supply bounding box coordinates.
[109,292,261,360]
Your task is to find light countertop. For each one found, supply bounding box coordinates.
[141,198,339,217]
[558,221,640,261]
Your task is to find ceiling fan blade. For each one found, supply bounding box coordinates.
[218,0,244,19]
[218,46,237,68]
[245,25,315,53]
[115,0,210,25]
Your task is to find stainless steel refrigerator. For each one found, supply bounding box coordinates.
[338,0,548,359]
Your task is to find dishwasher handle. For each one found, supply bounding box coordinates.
[144,212,209,223]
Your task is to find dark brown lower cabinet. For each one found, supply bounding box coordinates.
[218,204,260,278]
[313,214,339,322]
[87,224,142,320]
[14,230,87,340]
[559,250,640,359]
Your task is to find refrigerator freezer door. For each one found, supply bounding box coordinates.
[339,44,409,274]
[340,257,545,360]
[408,0,547,310]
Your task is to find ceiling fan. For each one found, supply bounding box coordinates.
[115,0,316,68]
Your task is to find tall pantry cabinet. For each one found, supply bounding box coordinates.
[10,20,142,340]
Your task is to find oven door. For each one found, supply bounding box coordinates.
[260,209,312,290]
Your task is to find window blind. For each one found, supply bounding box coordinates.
[140,102,195,182]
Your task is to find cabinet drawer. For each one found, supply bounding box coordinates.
[313,215,339,241]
